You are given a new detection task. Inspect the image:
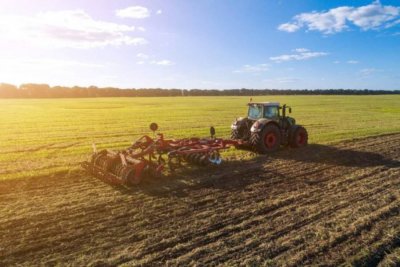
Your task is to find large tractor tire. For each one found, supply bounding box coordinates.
[290,126,308,148]
[231,129,241,139]
[250,124,281,154]
[231,128,250,149]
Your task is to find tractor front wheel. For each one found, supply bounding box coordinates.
[290,126,308,148]
[231,129,241,139]
[250,124,281,154]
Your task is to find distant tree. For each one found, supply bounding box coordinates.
[20,83,51,98]
[0,82,398,98]
[0,83,18,98]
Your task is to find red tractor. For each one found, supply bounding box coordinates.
[231,102,308,153]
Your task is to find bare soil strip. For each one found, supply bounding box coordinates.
[0,133,399,266]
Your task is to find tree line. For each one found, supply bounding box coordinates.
[0,83,398,98]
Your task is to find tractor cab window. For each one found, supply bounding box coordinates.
[248,104,263,120]
[264,106,279,119]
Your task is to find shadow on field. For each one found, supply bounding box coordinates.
[107,143,399,198]
[270,144,400,168]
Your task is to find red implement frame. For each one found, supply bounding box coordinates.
[82,130,245,185]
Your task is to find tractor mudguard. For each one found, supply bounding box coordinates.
[250,119,279,133]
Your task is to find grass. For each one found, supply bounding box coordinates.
[0,95,399,180]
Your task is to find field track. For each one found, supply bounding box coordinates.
[0,133,399,266]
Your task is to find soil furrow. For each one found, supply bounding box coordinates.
[0,133,399,266]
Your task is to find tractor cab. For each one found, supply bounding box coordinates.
[247,102,280,120]
[247,102,294,125]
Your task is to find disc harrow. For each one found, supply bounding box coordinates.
[82,123,242,185]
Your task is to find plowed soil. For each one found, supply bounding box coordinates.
[1,134,399,266]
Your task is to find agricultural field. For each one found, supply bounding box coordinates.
[1,95,399,180]
[0,95,400,266]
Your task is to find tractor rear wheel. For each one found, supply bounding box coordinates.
[250,124,281,154]
[290,126,308,148]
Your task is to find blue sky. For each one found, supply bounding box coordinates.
[0,0,399,89]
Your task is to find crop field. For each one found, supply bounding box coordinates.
[0,95,400,266]
[1,95,399,180]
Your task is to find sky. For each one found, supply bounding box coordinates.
[0,0,399,90]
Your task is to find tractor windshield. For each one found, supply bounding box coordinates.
[248,104,263,120]
[264,106,279,119]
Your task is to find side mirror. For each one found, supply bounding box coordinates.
[289,107,292,114]
[150,122,158,132]
[210,126,216,138]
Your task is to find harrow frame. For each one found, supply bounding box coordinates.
[82,124,244,185]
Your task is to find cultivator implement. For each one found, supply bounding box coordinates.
[82,123,242,185]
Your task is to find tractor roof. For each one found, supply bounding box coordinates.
[248,102,280,106]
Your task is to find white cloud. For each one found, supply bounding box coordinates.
[137,53,149,59]
[294,48,309,53]
[348,2,399,29]
[386,19,400,28]
[270,49,328,63]
[359,68,382,76]
[136,55,175,66]
[278,2,400,34]
[277,23,301,32]
[0,10,147,49]
[333,60,341,64]
[116,6,150,19]
[156,10,163,15]
[233,64,269,73]
[264,77,301,84]
[151,60,175,66]
[347,60,359,64]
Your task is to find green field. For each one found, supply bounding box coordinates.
[1,95,399,180]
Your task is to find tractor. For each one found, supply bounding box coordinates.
[231,102,308,153]
[82,102,308,185]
